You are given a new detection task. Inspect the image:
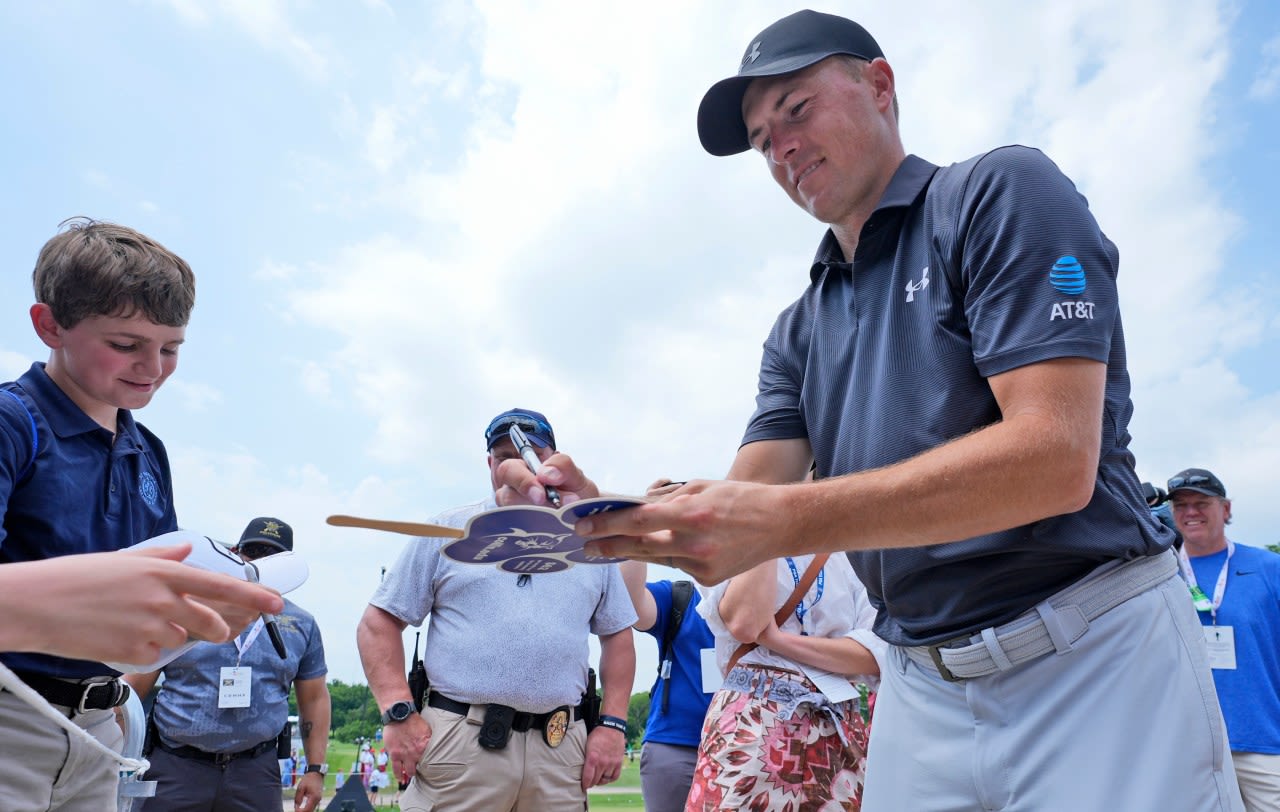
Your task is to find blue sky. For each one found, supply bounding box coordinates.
[2,1,1277,689]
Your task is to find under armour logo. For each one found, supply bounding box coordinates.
[743,41,762,66]
[905,266,930,302]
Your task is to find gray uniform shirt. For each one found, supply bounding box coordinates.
[371,497,637,712]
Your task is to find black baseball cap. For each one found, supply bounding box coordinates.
[697,9,885,156]
[237,517,294,553]
[1166,468,1227,499]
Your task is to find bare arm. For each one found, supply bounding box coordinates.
[579,359,1105,584]
[356,604,427,787]
[0,544,283,665]
[292,676,331,812]
[619,561,657,631]
[581,627,635,790]
[757,623,879,676]
[716,561,778,644]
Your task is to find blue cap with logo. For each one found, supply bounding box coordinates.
[484,408,556,451]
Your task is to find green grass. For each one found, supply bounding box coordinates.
[288,738,648,810]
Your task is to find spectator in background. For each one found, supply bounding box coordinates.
[356,408,637,811]
[1169,468,1280,811]
[621,478,718,812]
[126,517,330,812]
[688,553,884,810]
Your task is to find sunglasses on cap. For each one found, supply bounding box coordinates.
[484,414,553,446]
[1167,474,1217,491]
[237,542,285,559]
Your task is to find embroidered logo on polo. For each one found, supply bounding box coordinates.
[905,266,929,302]
[139,471,159,506]
[1048,255,1095,321]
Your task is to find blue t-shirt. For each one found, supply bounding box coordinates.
[152,598,327,752]
[1,363,177,678]
[1187,543,1280,754]
[744,148,1175,646]
[641,580,715,747]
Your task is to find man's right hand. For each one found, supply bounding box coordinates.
[383,714,432,787]
[493,450,599,507]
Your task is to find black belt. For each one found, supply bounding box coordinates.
[156,737,277,765]
[427,691,581,732]
[13,670,131,713]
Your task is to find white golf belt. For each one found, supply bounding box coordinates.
[905,550,1177,681]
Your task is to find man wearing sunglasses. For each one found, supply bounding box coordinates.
[357,408,636,812]
[1169,469,1280,811]
[126,518,331,812]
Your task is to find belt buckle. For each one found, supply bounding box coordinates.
[926,636,970,683]
[76,679,127,714]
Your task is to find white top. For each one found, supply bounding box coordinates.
[697,553,887,688]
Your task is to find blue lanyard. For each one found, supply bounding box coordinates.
[784,556,824,632]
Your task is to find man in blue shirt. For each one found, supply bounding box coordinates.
[569,11,1243,811]
[127,518,330,812]
[621,505,716,812]
[1170,468,1280,811]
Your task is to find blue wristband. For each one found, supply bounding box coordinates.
[598,714,627,734]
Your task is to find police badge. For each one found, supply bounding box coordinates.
[542,707,570,748]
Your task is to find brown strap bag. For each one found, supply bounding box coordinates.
[724,554,830,674]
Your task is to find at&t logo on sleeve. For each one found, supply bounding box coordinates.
[1048,255,1095,321]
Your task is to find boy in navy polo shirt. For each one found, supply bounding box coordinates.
[0,217,269,811]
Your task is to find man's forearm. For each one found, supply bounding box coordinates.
[597,630,636,718]
[356,605,413,706]
[297,681,331,767]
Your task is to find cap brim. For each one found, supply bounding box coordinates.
[697,51,853,156]
[238,537,290,554]
[1168,486,1224,498]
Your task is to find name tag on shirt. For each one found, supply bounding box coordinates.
[1203,626,1236,670]
[700,648,723,693]
[218,666,252,708]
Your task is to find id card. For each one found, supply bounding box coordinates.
[804,666,858,704]
[1203,626,1236,670]
[218,666,252,708]
[700,648,723,693]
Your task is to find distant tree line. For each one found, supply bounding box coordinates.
[289,679,381,743]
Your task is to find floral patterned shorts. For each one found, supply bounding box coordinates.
[685,665,872,812]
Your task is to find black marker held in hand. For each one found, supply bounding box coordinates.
[508,424,562,507]
[243,561,287,658]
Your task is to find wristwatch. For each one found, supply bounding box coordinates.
[305,763,327,775]
[381,700,416,724]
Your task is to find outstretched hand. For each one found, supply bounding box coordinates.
[576,479,795,585]
[0,543,283,665]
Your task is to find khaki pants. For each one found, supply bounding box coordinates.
[400,701,587,812]
[0,688,123,812]
[1233,751,1280,812]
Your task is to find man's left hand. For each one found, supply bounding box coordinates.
[293,770,324,812]
[581,725,626,790]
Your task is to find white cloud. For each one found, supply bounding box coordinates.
[1248,34,1280,99]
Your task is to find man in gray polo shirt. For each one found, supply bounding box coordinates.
[570,10,1243,812]
[356,408,636,812]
